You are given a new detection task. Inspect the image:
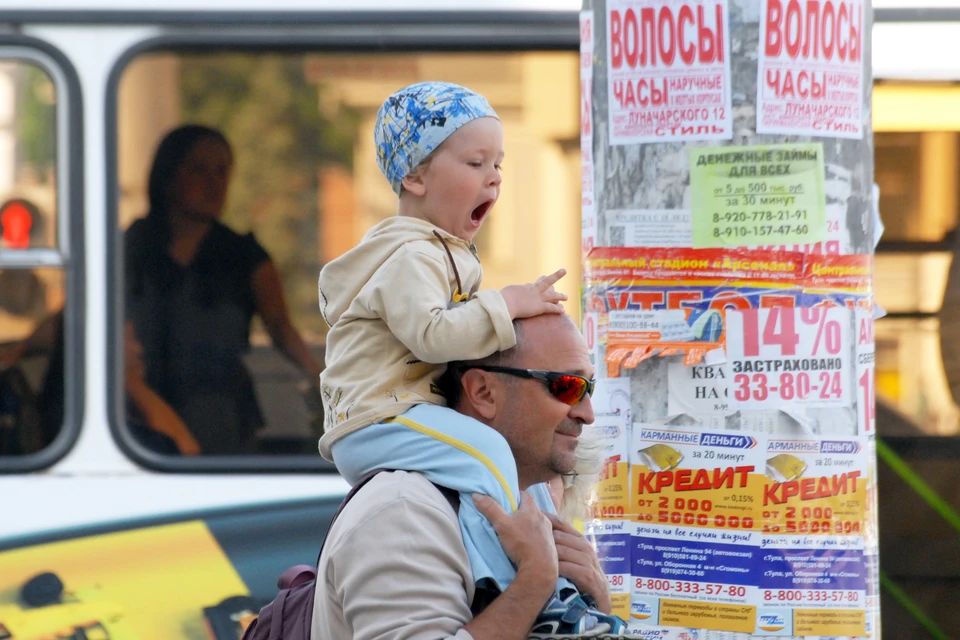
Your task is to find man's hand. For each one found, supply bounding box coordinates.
[546,513,612,614]
[500,269,568,319]
[465,492,559,640]
[474,492,559,584]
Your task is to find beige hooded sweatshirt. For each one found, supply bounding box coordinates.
[317,217,516,460]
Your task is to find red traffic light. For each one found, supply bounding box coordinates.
[0,199,40,249]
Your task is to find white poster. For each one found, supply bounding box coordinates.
[667,359,733,418]
[725,307,853,411]
[606,209,693,248]
[607,0,733,145]
[756,0,865,139]
[592,377,632,424]
[581,10,597,256]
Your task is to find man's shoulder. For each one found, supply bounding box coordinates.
[334,470,459,533]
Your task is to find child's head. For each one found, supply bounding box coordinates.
[375,81,503,242]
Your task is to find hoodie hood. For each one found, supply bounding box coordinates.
[319,217,469,327]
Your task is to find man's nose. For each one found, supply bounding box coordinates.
[570,391,595,425]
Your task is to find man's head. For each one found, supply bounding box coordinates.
[442,314,596,489]
[374,82,502,243]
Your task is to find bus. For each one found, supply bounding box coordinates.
[0,0,957,637]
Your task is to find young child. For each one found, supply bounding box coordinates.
[318,81,626,637]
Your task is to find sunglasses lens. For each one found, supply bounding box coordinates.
[549,375,588,405]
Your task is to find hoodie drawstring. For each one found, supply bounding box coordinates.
[433,230,468,303]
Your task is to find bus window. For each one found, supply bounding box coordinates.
[0,57,71,460]
[874,82,960,435]
[115,50,580,460]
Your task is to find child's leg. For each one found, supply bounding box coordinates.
[331,404,520,591]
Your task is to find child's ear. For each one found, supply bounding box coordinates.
[401,171,427,197]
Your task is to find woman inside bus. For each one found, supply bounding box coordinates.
[124,125,322,455]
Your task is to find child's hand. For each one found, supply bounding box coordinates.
[501,269,568,319]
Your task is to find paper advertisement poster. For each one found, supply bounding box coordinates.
[584,310,602,373]
[628,424,764,633]
[586,519,632,621]
[606,209,693,248]
[585,247,806,372]
[593,377,633,423]
[756,0,865,139]
[854,307,875,434]
[630,519,760,632]
[581,10,597,256]
[606,0,733,144]
[668,359,733,420]
[690,144,827,249]
[724,306,854,411]
[756,436,868,636]
[629,425,765,529]
[585,413,631,517]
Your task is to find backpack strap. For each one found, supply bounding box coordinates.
[316,467,390,564]
[318,473,497,615]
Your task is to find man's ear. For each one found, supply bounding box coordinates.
[400,170,427,197]
[460,369,499,421]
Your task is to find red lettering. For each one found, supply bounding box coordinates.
[811,71,824,98]
[765,0,783,55]
[716,4,725,62]
[782,481,800,501]
[837,2,848,60]
[675,469,692,490]
[650,79,667,106]
[801,1,820,58]
[760,295,796,308]
[656,470,675,492]
[658,6,676,65]
[780,69,795,97]
[849,1,861,61]
[709,291,751,312]
[697,5,717,63]
[629,291,664,310]
[785,0,802,58]
[734,466,753,488]
[821,0,836,58]
[640,7,656,66]
[606,290,630,310]
[625,8,640,68]
[764,482,783,505]
[766,68,780,92]
[679,5,696,63]
[638,472,656,494]
[610,9,623,68]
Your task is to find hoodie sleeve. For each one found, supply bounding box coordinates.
[366,246,516,364]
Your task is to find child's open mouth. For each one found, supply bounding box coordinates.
[471,200,494,226]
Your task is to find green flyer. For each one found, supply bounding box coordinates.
[690,143,827,248]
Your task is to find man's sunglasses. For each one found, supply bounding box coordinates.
[466,366,596,406]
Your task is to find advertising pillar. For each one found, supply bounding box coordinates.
[580,1,880,638]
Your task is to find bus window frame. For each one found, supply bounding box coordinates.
[105,15,578,473]
[0,35,85,474]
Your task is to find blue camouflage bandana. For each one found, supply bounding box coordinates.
[375,81,499,195]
